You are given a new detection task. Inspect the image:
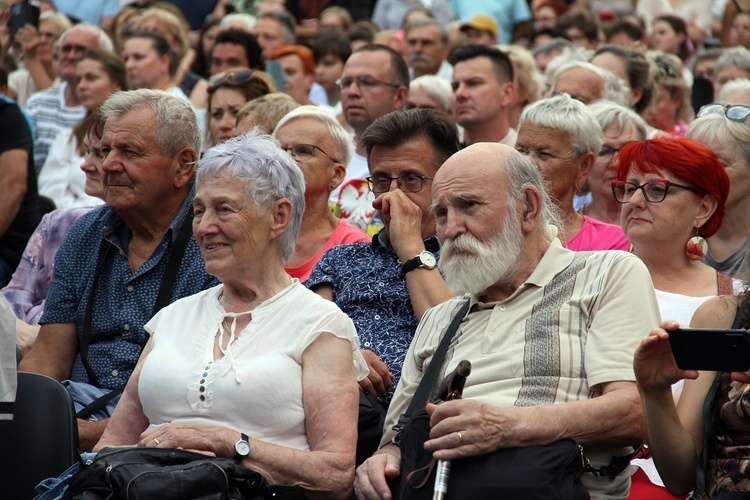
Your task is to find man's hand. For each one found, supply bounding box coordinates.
[354,443,401,500]
[78,419,109,452]
[359,349,393,396]
[372,190,425,262]
[422,400,525,461]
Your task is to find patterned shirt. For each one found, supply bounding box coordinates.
[26,82,85,171]
[2,207,92,324]
[306,230,441,401]
[41,187,219,390]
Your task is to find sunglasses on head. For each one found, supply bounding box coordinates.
[208,69,255,90]
[697,103,750,122]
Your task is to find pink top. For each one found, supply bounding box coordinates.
[286,219,370,282]
[564,215,630,252]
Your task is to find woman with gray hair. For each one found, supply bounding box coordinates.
[687,103,750,280]
[273,105,369,281]
[95,131,368,497]
[582,100,648,225]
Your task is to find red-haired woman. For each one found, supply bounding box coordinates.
[614,138,733,499]
[615,138,732,325]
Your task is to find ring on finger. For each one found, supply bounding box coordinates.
[457,431,464,446]
[153,438,160,446]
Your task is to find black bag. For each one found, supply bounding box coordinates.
[395,408,590,500]
[358,391,387,466]
[69,447,270,500]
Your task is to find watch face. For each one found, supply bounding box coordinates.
[420,252,437,268]
[235,441,250,456]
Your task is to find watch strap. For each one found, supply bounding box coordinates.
[400,256,422,278]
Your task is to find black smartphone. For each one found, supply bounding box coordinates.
[9,1,40,39]
[669,328,750,372]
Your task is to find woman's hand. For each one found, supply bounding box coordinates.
[138,423,232,457]
[634,320,698,392]
[14,24,40,58]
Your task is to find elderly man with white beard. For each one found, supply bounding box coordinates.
[355,142,660,500]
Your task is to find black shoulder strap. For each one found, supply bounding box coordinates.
[77,213,193,419]
[392,298,471,443]
[691,310,745,497]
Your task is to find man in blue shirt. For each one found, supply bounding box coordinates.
[19,90,218,450]
[307,108,459,403]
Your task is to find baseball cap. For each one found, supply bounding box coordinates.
[459,15,498,39]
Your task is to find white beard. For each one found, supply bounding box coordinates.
[438,210,525,295]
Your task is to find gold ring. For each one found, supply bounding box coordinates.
[457,431,464,446]
[153,438,160,446]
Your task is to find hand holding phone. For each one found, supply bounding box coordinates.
[9,1,39,40]
[669,328,750,372]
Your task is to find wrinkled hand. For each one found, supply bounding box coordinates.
[634,321,698,392]
[372,190,425,262]
[423,400,521,461]
[359,349,393,396]
[138,423,227,456]
[354,444,401,500]
[14,23,39,56]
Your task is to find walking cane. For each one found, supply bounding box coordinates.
[432,360,472,500]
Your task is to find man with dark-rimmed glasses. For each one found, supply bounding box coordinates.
[307,108,458,415]
[330,44,410,233]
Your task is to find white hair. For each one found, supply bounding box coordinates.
[588,100,648,140]
[409,75,452,112]
[219,13,256,33]
[273,105,354,165]
[61,23,113,52]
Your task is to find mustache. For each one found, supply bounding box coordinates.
[442,233,484,257]
[408,54,432,64]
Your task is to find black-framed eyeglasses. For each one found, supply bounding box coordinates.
[208,69,255,91]
[336,76,401,92]
[366,175,433,194]
[697,103,750,122]
[281,144,341,163]
[597,143,633,163]
[611,179,700,204]
[59,44,88,56]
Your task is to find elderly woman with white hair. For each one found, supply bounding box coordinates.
[95,131,369,497]
[687,101,750,280]
[273,105,369,282]
[582,101,649,225]
[405,75,452,113]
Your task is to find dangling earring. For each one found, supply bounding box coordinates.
[686,228,708,260]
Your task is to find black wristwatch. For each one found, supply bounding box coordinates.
[400,250,437,278]
[234,433,250,462]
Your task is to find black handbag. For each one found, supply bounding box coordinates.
[358,391,387,466]
[396,408,589,499]
[68,447,275,500]
[391,299,590,499]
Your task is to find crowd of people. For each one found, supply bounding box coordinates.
[0,0,749,498]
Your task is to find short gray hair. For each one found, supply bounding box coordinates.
[196,130,305,261]
[551,60,630,107]
[719,78,750,101]
[409,75,452,112]
[588,100,648,140]
[101,89,201,156]
[519,93,603,156]
[687,113,750,171]
[404,18,448,45]
[61,23,113,52]
[505,151,561,242]
[716,47,750,75]
[273,105,354,165]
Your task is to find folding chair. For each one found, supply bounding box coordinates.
[0,372,79,498]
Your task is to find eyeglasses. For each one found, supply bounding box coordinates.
[281,144,341,163]
[59,44,88,56]
[597,143,632,163]
[611,179,700,204]
[336,76,401,92]
[366,175,433,194]
[697,103,750,122]
[654,57,678,78]
[208,69,255,90]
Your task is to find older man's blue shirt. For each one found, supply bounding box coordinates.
[41,187,219,390]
